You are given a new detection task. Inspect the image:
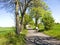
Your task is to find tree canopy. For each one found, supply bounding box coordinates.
[41,11,54,30]
[0,0,54,33]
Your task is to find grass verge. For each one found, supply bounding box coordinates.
[0,27,28,45]
[44,24,60,40]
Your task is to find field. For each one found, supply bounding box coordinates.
[0,27,27,45]
[44,24,60,39]
[0,27,15,33]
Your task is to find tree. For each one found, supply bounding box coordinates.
[19,0,47,31]
[15,0,20,34]
[0,0,20,34]
[41,11,54,30]
[30,7,43,27]
[19,0,33,31]
[0,0,32,34]
[30,0,48,28]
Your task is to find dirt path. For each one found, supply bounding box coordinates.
[25,30,60,45]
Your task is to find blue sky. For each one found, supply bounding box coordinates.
[0,0,60,27]
[0,9,15,27]
[45,0,60,23]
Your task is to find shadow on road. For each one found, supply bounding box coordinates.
[25,36,60,45]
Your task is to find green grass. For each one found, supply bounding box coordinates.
[0,27,15,33]
[0,27,15,45]
[0,27,28,45]
[44,24,60,39]
[0,27,15,38]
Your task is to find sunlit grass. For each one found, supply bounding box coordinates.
[44,24,60,39]
[0,27,27,45]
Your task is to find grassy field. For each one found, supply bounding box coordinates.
[44,24,60,39]
[0,27,15,33]
[0,27,27,45]
[0,27,14,45]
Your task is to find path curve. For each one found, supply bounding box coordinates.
[26,30,60,45]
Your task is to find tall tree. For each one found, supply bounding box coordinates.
[0,0,33,34]
[19,0,49,31]
[0,0,20,34]
[19,0,32,31]
[30,0,47,27]
[30,7,44,27]
[15,0,20,34]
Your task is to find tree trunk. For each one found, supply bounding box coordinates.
[35,18,38,27]
[20,15,24,31]
[15,0,20,35]
[35,17,39,32]
[24,23,26,29]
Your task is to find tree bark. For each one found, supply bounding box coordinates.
[35,18,38,27]
[15,0,20,35]
[20,15,24,31]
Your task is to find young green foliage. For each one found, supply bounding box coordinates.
[41,11,54,30]
[24,14,34,29]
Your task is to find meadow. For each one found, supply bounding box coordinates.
[0,27,27,45]
[44,24,60,40]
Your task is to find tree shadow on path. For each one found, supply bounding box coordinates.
[26,36,60,45]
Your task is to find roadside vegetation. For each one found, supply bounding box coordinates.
[0,27,27,45]
[37,23,60,40]
[44,23,60,40]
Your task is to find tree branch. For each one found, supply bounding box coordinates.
[21,0,32,16]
